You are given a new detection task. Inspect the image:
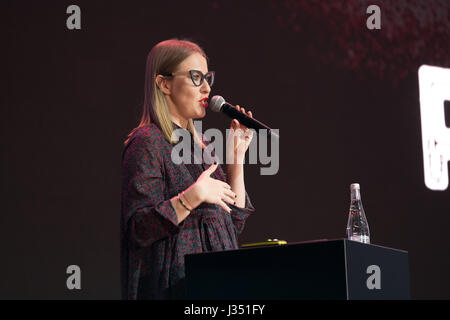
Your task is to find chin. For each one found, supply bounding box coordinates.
[194,109,206,119]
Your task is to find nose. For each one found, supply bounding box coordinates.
[200,79,211,94]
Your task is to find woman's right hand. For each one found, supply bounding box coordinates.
[193,163,237,213]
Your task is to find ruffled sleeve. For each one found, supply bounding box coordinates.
[228,190,255,235]
[214,163,256,235]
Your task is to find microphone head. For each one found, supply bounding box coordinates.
[209,95,225,112]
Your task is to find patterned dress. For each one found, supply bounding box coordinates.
[120,122,255,299]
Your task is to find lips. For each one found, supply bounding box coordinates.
[199,97,208,108]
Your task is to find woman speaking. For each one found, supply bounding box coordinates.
[121,39,256,299]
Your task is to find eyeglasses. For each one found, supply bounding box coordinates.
[161,70,215,87]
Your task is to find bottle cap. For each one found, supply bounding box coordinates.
[350,183,360,190]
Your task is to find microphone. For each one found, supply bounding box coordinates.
[209,95,279,139]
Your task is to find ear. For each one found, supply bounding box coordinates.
[155,75,172,95]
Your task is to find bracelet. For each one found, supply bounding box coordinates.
[181,190,194,210]
[178,193,192,212]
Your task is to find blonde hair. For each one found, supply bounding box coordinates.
[124,38,207,147]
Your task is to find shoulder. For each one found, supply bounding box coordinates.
[123,123,169,159]
[134,123,166,142]
[127,123,168,148]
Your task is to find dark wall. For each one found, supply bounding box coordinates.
[2,0,449,299]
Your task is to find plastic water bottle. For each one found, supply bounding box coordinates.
[346,183,370,244]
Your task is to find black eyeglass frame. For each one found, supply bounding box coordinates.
[160,70,215,87]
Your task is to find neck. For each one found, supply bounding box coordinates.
[171,116,188,130]
[166,100,189,129]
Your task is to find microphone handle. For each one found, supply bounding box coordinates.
[222,103,277,135]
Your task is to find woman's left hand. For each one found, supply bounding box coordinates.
[226,105,254,164]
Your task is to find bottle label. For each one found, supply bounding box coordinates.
[349,235,370,244]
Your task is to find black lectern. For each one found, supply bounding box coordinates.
[185,239,410,300]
